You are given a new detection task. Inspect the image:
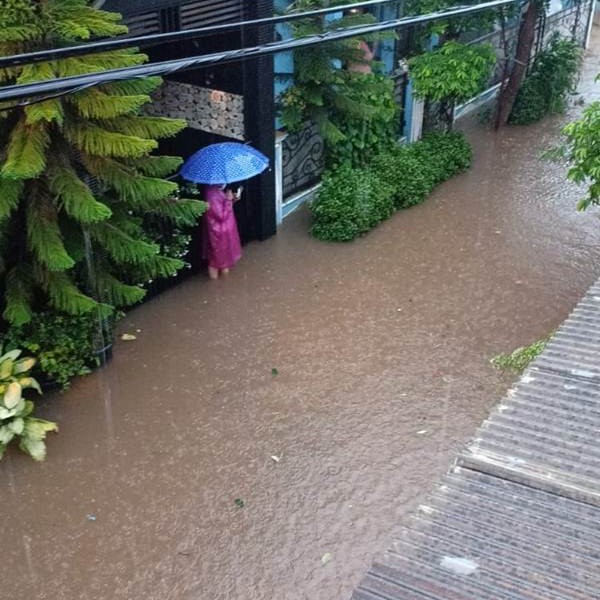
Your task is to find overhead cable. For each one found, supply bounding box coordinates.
[0,0,515,105]
[0,0,404,69]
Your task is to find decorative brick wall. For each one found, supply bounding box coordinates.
[146,81,245,140]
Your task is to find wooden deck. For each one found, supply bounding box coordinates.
[352,280,600,600]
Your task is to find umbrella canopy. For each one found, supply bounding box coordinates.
[180,142,269,185]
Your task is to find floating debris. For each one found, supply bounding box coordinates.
[440,556,478,575]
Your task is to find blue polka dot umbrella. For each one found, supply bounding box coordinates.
[180,142,270,184]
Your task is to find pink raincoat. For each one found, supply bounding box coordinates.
[202,185,242,270]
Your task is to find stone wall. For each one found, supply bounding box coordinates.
[147,81,245,140]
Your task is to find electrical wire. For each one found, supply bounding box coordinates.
[0,0,515,106]
[0,0,405,69]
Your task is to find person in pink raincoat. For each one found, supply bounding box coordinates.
[202,184,242,279]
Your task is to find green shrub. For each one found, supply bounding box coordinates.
[1,312,115,390]
[409,41,496,131]
[508,81,547,125]
[371,147,436,209]
[510,34,582,125]
[310,165,395,241]
[311,133,473,241]
[372,132,472,208]
[419,132,473,180]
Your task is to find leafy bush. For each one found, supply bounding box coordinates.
[0,347,57,461]
[371,147,436,209]
[491,335,551,373]
[510,34,582,125]
[418,132,473,182]
[310,166,395,241]
[562,102,600,210]
[311,132,472,240]
[372,132,471,207]
[2,312,115,390]
[409,41,496,130]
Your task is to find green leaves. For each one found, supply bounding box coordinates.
[101,116,187,140]
[65,122,158,158]
[563,101,600,208]
[124,156,183,178]
[2,311,116,390]
[491,336,551,373]
[1,118,51,180]
[45,271,109,317]
[0,177,23,220]
[83,156,179,207]
[0,0,194,333]
[19,418,58,461]
[0,341,56,461]
[26,195,75,271]
[510,34,582,125]
[48,165,112,224]
[69,89,151,120]
[280,2,396,165]
[2,266,34,326]
[311,164,395,241]
[409,41,496,129]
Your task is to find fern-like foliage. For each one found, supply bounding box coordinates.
[47,165,112,224]
[26,193,75,271]
[2,118,51,179]
[3,266,34,326]
[0,178,23,220]
[0,0,205,326]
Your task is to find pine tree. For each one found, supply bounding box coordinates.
[0,0,205,326]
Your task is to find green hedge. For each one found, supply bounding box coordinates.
[311,132,472,241]
[310,165,395,242]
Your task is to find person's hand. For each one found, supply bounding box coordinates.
[225,189,235,201]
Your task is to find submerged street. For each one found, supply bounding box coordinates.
[4,31,600,600]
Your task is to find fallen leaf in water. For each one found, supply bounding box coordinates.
[321,552,332,565]
[271,455,281,463]
[121,333,137,341]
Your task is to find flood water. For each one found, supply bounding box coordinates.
[4,32,600,600]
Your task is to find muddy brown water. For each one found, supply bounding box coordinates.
[4,33,600,600]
